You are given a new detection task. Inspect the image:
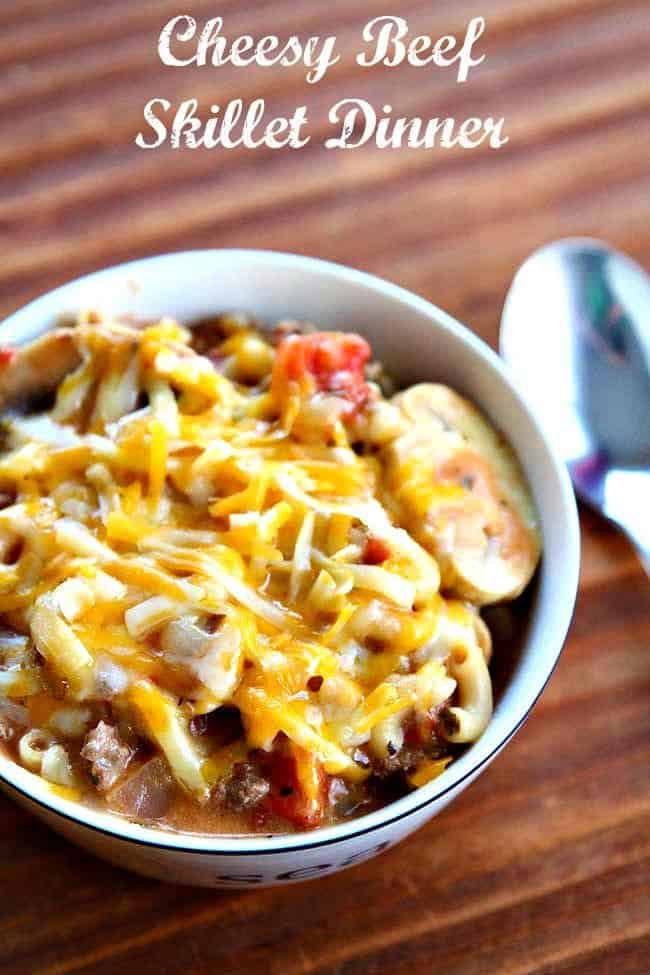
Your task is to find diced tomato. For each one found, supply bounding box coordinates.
[0,346,15,367]
[362,536,391,565]
[262,739,327,829]
[272,331,371,416]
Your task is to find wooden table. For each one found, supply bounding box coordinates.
[1,2,649,972]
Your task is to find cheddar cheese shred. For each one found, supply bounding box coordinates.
[0,313,540,832]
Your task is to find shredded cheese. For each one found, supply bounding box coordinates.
[0,312,501,815]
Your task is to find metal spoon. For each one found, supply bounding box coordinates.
[500,238,650,574]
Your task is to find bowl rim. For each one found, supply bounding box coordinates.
[0,248,581,854]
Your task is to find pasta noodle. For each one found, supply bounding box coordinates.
[0,311,540,833]
[442,641,493,743]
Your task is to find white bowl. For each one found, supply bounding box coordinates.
[0,250,580,887]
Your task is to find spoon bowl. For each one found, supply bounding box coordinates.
[501,238,650,571]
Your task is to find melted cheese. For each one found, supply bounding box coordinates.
[0,314,500,798]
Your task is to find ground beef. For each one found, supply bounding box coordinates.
[436,705,461,740]
[215,762,270,812]
[81,721,133,792]
[0,490,15,510]
[0,700,28,741]
[187,318,228,355]
[190,706,244,745]
[371,745,423,778]
[371,705,454,779]
[328,777,372,819]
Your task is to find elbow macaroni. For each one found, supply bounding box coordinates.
[0,311,539,831]
[444,641,493,743]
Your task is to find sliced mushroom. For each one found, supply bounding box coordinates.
[0,329,80,411]
[385,383,541,605]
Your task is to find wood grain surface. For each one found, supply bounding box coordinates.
[1,2,649,973]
